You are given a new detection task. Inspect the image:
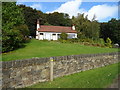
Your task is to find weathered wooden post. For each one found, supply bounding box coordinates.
[50,57,53,81]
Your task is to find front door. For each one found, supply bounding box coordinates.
[52,34,56,40]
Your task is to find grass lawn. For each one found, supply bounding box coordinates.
[28,63,120,88]
[2,39,118,61]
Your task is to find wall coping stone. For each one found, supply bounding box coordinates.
[2,52,119,69]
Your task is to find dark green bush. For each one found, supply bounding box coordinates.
[60,32,68,40]
[58,39,67,43]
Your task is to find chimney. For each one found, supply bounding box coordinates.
[72,24,75,30]
[37,19,40,30]
[36,19,40,39]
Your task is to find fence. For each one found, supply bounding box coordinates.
[2,52,119,88]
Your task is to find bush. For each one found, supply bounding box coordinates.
[67,38,78,43]
[78,38,94,43]
[2,28,24,52]
[58,39,67,43]
[99,38,105,46]
[60,32,68,40]
[2,25,29,53]
[105,37,112,48]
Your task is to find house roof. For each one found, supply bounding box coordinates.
[37,25,77,33]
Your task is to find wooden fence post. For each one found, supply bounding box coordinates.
[50,57,53,81]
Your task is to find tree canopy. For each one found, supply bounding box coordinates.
[2,2,29,52]
[46,12,72,26]
[100,18,120,45]
[72,14,100,40]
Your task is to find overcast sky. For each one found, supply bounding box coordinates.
[16,0,118,22]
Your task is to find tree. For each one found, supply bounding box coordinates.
[2,2,29,52]
[14,25,29,42]
[72,14,100,39]
[100,18,120,45]
[46,12,72,26]
[18,5,46,37]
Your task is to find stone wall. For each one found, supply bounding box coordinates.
[2,52,119,88]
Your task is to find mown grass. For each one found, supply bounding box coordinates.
[28,63,119,88]
[2,39,118,61]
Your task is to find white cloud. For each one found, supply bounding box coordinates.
[84,4,118,21]
[46,0,82,18]
[46,0,118,21]
[16,2,24,5]
[30,4,42,10]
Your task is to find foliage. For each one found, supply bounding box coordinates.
[99,38,105,46]
[60,32,68,40]
[2,28,23,52]
[72,13,100,39]
[46,12,72,26]
[18,5,46,37]
[100,18,120,45]
[2,2,29,52]
[2,39,118,61]
[2,2,25,30]
[44,22,52,26]
[106,37,112,48]
[28,63,119,88]
[14,25,30,42]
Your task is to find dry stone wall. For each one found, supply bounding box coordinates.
[2,52,119,88]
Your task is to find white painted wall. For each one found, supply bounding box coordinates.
[37,32,77,40]
[36,31,39,39]
[72,26,75,30]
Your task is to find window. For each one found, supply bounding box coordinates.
[58,34,60,38]
[52,34,56,35]
[40,33,43,35]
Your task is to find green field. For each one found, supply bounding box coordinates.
[2,39,118,61]
[28,63,119,88]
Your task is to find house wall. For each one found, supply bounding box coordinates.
[37,32,77,40]
[2,52,119,88]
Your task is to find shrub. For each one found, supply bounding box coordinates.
[2,28,24,52]
[99,38,105,46]
[60,32,68,40]
[62,40,67,43]
[67,38,78,43]
[2,25,30,53]
[105,37,112,48]
[58,39,67,43]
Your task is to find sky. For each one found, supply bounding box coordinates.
[16,0,119,22]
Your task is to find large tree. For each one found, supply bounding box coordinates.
[100,18,120,44]
[2,2,29,52]
[46,12,72,26]
[72,13,100,39]
[18,5,46,37]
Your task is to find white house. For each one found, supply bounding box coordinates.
[36,19,77,40]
